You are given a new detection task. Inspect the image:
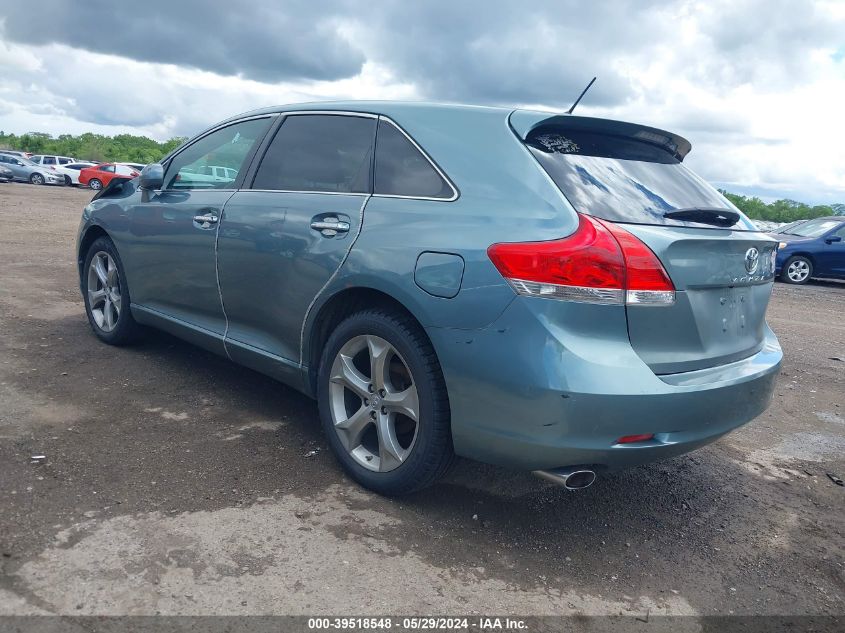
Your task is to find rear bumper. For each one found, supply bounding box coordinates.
[427,297,782,472]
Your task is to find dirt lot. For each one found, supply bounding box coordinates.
[0,183,843,618]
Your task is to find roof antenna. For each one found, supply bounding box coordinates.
[566,76,596,114]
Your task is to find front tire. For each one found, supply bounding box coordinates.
[317,309,454,495]
[82,236,141,345]
[781,255,812,284]
[30,173,45,185]
[89,178,103,190]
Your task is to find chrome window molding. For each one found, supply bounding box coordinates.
[238,110,460,202]
[277,110,379,119]
[374,116,459,202]
[156,188,238,193]
[245,189,369,196]
[160,110,461,201]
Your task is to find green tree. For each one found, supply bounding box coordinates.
[718,190,836,222]
[0,131,187,164]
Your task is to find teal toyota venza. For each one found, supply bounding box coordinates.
[76,102,782,495]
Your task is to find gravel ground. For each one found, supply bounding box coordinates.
[0,183,843,618]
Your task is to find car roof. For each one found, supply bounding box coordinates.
[232,100,511,119]
[211,100,690,160]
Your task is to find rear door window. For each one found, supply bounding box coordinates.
[373,119,454,199]
[252,114,376,193]
[524,127,755,230]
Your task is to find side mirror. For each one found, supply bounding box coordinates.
[825,235,842,244]
[139,163,164,190]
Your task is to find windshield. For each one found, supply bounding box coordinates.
[775,220,806,234]
[787,219,842,238]
[525,127,755,230]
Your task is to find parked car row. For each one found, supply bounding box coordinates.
[0,150,144,188]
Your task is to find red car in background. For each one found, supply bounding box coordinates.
[78,163,140,190]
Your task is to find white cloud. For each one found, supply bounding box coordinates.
[0,0,843,202]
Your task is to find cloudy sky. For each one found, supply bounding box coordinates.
[1,0,844,202]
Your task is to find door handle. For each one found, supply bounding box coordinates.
[193,213,219,229]
[310,217,350,237]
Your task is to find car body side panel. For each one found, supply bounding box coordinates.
[817,228,845,277]
[218,191,369,364]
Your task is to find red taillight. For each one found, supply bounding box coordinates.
[487,213,675,306]
[616,433,655,444]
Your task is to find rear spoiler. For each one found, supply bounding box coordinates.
[508,110,692,162]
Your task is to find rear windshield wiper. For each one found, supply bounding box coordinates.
[662,207,740,227]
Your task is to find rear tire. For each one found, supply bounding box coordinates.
[781,255,812,284]
[82,236,141,345]
[317,309,454,495]
[89,178,102,190]
[64,175,72,186]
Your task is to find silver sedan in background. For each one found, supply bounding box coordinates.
[0,153,65,185]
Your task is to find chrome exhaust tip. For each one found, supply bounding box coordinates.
[533,467,597,490]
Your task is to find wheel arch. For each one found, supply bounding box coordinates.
[304,285,433,396]
[77,224,111,278]
[786,251,817,268]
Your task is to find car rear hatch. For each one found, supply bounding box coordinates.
[509,111,777,375]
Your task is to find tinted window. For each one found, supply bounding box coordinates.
[164,117,271,190]
[100,165,116,173]
[43,157,56,165]
[253,115,375,193]
[374,120,452,199]
[525,127,755,230]
[59,158,72,165]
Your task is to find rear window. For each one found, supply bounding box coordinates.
[525,127,755,230]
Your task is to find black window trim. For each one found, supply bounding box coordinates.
[159,113,278,192]
[241,110,459,201]
[246,110,378,196]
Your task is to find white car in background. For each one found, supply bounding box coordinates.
[180,164,238,185]
[117,162,146,172]
[54,161,97,186]
[28,155,77,168]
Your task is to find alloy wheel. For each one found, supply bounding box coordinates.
[31,174,44,185]
[328,335,420,472]
[87,251,122,332]
[787,259,810,283]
